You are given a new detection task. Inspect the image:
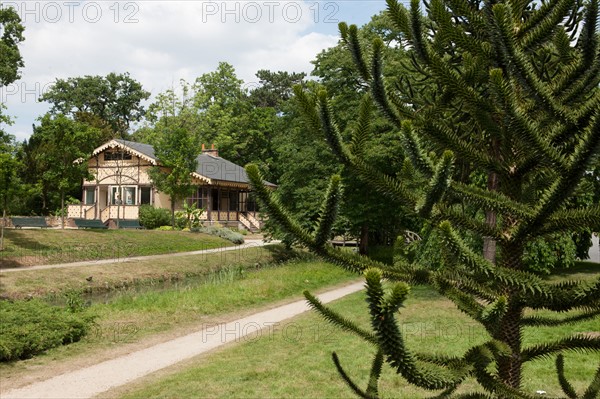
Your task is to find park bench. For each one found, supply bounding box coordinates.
[330,236,358,247]
[11,216,49,229]
[116,219,143,229]
[73,218,108,229]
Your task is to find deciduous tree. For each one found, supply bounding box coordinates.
[0,2,24,245]
[31,114,101,227]
[39,73,150,139]
[148,126,200,228]
[0,134,21,250]
[0,2,24,87]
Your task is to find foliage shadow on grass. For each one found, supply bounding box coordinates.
[549,261,600,278]
[2,229,53,251]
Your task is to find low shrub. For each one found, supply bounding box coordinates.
[0,299,93,361]
[191,226,245,244]
[175,203,204,229]
[139,205,171,229]
[523,233,577,274]
[228,227,248,236]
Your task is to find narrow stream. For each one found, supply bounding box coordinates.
[47,265,249,307]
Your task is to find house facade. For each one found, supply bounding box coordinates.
[67,139,270,229]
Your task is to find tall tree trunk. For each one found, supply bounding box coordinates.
[61,191,65,229]
[1,208,6,251]
[117,198,121,228]
[496,241,525,388]
[497,301,524,388]
[42,187,47,214]
[359,222,369,255]
[171,197,176,228]
[483,171,499,264]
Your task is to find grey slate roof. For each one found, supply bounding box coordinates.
[114,139,274,186]
[196,152,249,184]
[115,139,156,160]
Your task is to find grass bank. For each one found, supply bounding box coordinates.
[114,264,600,399]
[0,258,357,388]
[90,259,357,340]
[0,244,289,299]
[0,229,233,268]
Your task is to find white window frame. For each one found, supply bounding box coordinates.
[110,186,138,205]
[140,186,153,205]
[84,187,95,205]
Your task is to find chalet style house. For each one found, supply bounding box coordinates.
[67,139,271,229]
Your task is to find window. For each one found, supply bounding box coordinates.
[199,188,209,210]
[229,190,238,211]
[186,188,209,210]
[104,151,132,161]
[140,187,152,205]
[247,193,259,212]
[84,188,95,205]
[239,192,248,212]
[212,189,219,211]
[111,186,137,205]
[123,187,136,205]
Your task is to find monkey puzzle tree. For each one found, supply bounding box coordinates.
[246,0,600,396]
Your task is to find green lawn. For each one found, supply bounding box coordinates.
[2,241,597,397]
[0,229,232,268]
[0,258,357,385]
[114,265,600,399]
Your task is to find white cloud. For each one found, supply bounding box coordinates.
[1,0,381,141]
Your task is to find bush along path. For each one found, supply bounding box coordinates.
[1,281,364,399]
[0,299,92,361]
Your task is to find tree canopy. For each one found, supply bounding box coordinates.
[0,3,24,87]
[39,73,150,138]
[0,2,25,247]
[30,114,102,226]
[148,125,200,227]
[270,13,419,251]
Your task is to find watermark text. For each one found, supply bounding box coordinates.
[2,1,140,24]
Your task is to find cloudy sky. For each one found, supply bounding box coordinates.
[1,0,387,142]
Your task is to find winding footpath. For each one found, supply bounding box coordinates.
[0,239,272,273]
[1,281,364,399]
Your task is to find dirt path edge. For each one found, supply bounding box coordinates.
[1,281,364,399]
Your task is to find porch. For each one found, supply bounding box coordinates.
[66,185,262,230]
[67,204,140,223]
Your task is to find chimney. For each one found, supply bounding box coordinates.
[202,143,218,157]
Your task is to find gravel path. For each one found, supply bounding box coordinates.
[0,240,273,273]
[1,281,364,399]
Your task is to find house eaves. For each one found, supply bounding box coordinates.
[91,139,276,188]
[92,139,158,165]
